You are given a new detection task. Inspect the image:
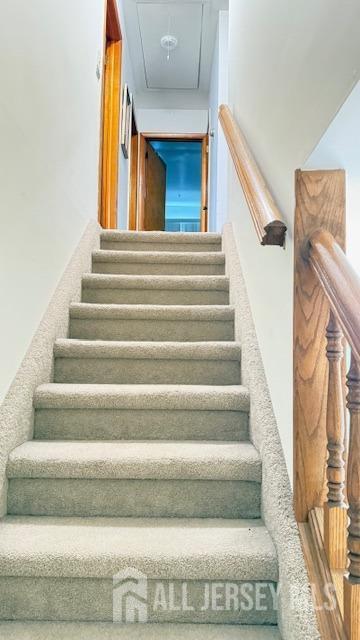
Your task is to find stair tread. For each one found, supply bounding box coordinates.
[70,303,235,319]
[101,231,222,244]
[34,384,250,410]
[93,250,225,263]
[7,441,261,481]
[0,622,281,639]
[0,516,278,580]
[82,274,229,290]
[54,340,241,360]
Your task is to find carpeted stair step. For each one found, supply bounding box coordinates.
[69,303,235,342]
[34,384,250,442]
[7,441,261,518]
[82,275,229,306]
[0,516,278,623]
[53,340,241,385]
[92,250,226,275]
[100,230,222,253]
[0,622,281,639]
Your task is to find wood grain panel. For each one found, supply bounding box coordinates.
[344,576,360,640]
[100,40,122,229]
[299,508,346,639]
[294,170,346,522]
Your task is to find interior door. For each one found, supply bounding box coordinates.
[139,138,166,231]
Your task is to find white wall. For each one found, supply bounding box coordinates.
[226,0,360,478]
[0,0,106,402]
[135,91,209,111]
[209,11,229,232]
[136,109,208,134]
[304,80,360,278]
[117,0,136,230]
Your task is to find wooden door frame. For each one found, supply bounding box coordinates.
[134,133,209,231]
[98,0,122,229]
[128,107,139,231]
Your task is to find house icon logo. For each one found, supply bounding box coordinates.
[113,568,148,623]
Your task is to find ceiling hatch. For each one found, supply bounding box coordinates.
[137,2,204,90]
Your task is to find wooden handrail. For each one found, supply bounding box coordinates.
[304,226,360,640]
[218,104,287,247]
[305,228,360,362]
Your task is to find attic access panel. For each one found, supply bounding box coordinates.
[137,2,203,89]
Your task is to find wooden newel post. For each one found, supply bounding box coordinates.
[293,170,345,521]
[344,354,360,640]
[324,310,347,569]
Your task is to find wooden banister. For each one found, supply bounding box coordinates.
[306,228,360,362]
[218,104,287,247]
[304,227,360,640]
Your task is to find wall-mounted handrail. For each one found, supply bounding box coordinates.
[304,227,360,640]
[218,104,287,247]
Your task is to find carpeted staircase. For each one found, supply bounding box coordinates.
[0,231,281,638]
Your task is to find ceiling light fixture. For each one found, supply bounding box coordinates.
[160,35,178,61]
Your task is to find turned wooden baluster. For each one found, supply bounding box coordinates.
[344,353,360,640]
[324,310,347,569]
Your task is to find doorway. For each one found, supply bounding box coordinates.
[134,134,209,232]
[99,0,122,229]
[151,140,202,232]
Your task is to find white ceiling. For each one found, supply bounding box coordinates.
[122,0,228,108]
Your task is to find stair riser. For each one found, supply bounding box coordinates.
[54,359,241,386]
[69,318,234,342]
[34,409,249,441]
[82,289,229,306]
[0,577,277,624]
[93,262,225,276]
[101,241,222,252]
[7,479,260,519]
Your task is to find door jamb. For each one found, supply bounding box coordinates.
[98,0,122,229]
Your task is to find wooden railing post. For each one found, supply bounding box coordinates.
[295,189,360,637]
[324,310,347,569]
[344,354,360,640]
[294,170,346,522]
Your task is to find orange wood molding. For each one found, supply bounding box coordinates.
[100,39,122,229]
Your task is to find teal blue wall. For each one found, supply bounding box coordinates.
[150,140,202,231]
